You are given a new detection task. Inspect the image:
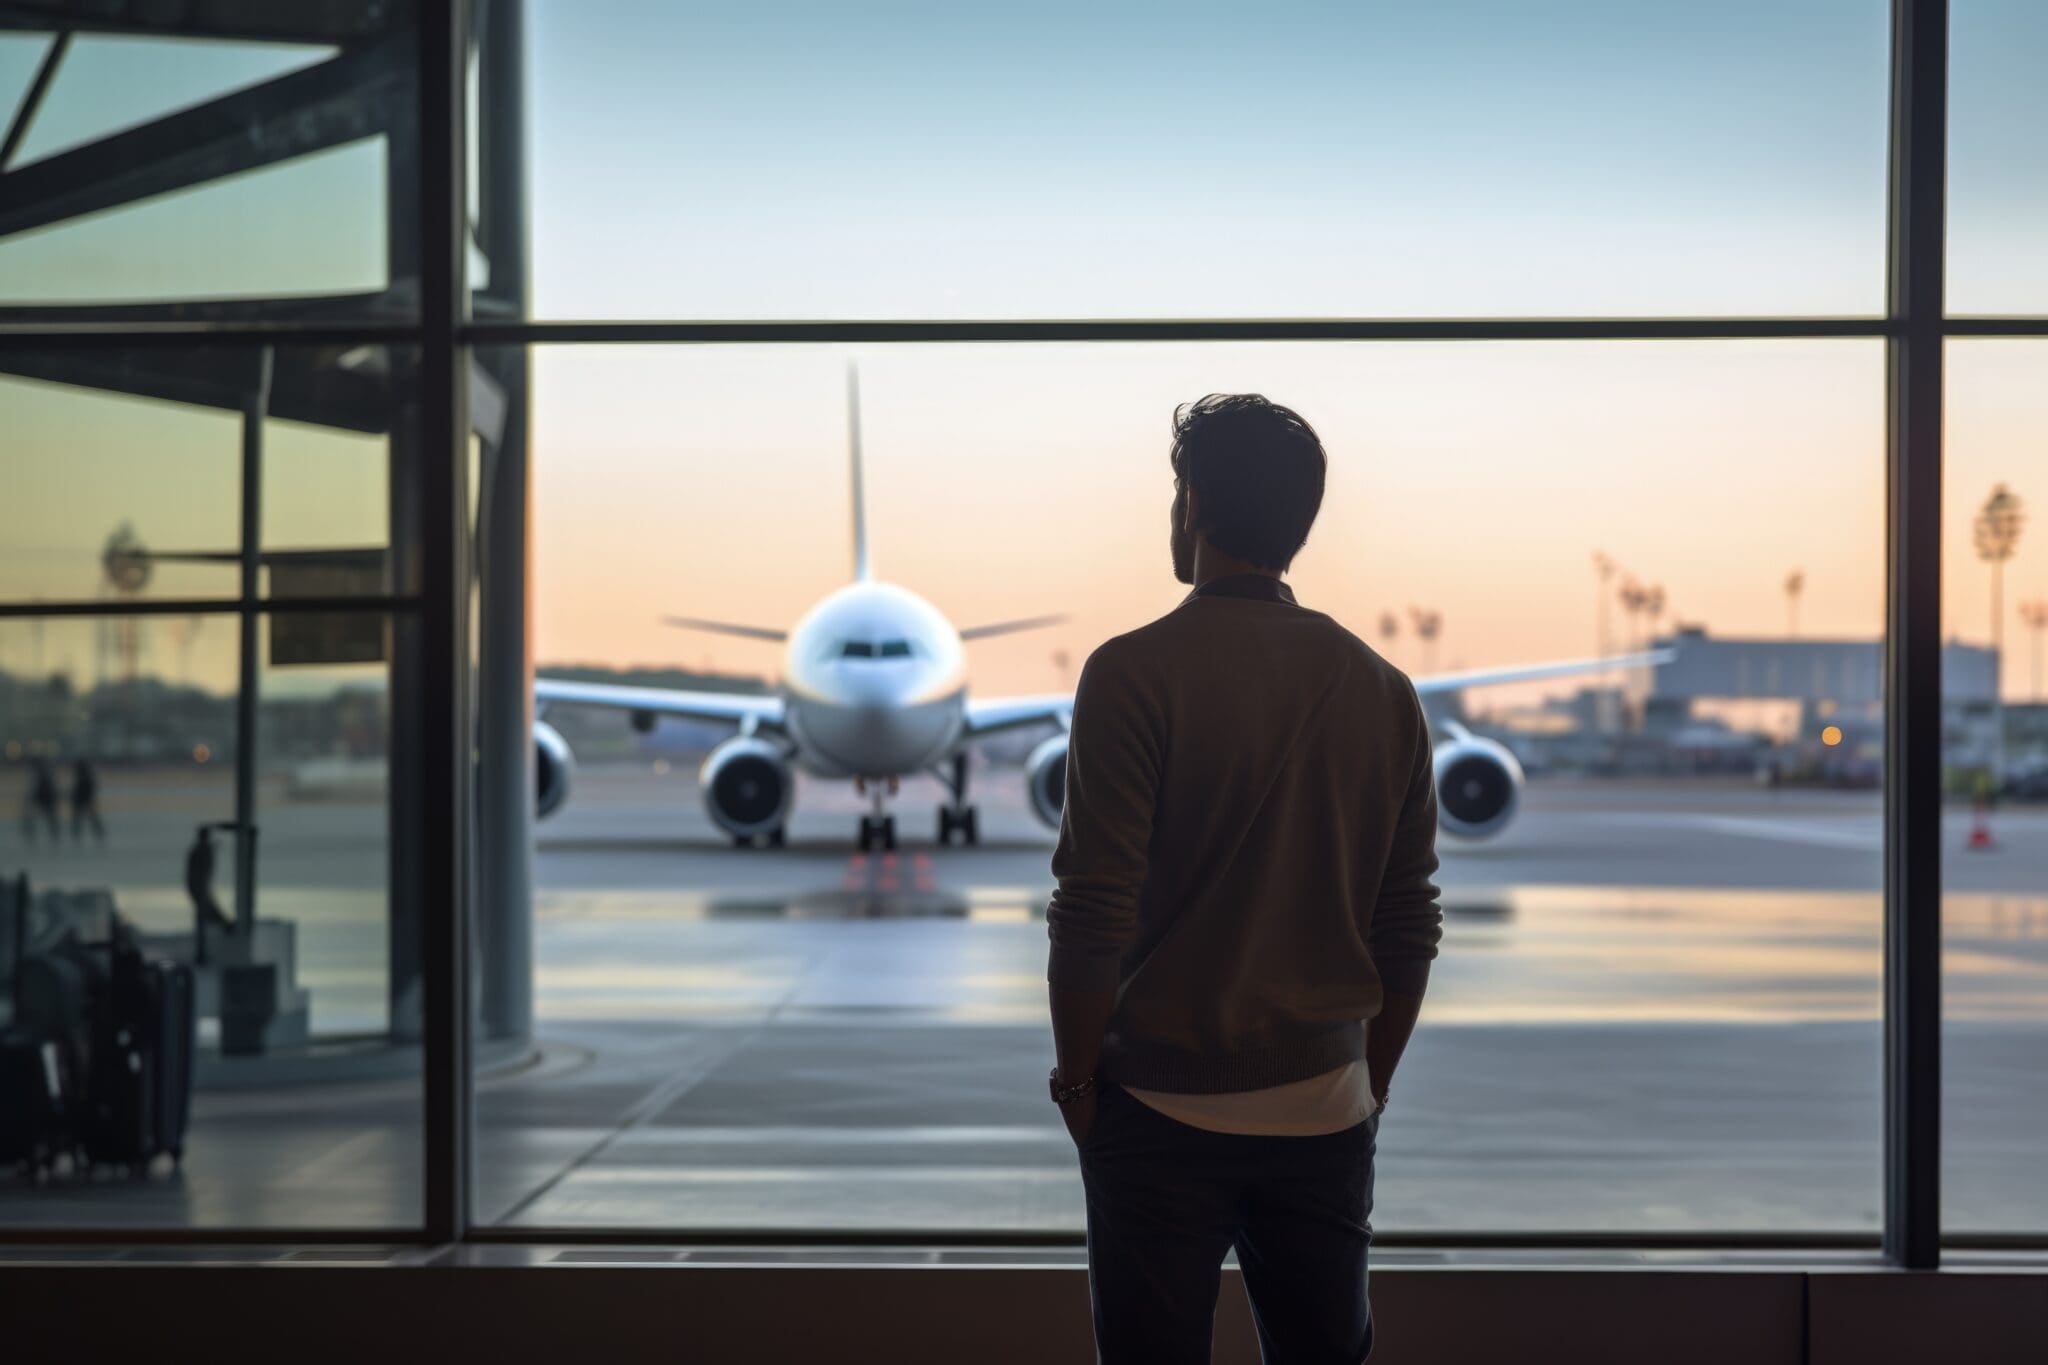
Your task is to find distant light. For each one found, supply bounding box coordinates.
[1816,699,1837,718]
[193,743,212,764]
[652,758,671,776]
[1820,726,1843,747]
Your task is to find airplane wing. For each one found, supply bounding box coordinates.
[958,652,1669,737]
[1412,649,1673,696]
[963,693,1073,737]
[535,677,786,731]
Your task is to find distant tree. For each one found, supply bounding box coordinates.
[1407,607,1442,675]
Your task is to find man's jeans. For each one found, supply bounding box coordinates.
[1077,1082,1380,1365]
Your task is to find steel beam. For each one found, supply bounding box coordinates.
[1882,0,1947,1271]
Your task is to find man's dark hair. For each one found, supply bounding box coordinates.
[1169,393,1327,570]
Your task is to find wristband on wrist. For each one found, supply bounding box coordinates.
[1049,1068,1097,1105]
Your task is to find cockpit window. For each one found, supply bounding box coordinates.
[839,639,914,660]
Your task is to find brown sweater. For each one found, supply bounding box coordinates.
[1046,573,1442,1093]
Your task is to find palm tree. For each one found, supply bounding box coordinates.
[1974,484,2026,781]
[1592,552,1617,734]
[1784,570,1804,639]
[1377,612,1400,666]
[1617,578,1647,653]
[1643,583,1667,645]
[1616,579,1650,729]
[1407,607,1442,675]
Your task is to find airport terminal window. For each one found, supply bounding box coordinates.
[0,607,422,1230]
[485,339,1893,1235]
[2,368,244,602]
[1941,340,2048,1236]
[0,0,2025,1257]
[0,4,417,314]
[522,0,1890,321]
[1947,0,2048,316]
[2,346,413,607]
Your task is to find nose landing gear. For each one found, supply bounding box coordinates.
[855,775,899,852]
[935,751,980,847]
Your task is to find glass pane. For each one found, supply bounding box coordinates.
[0,610,420,1230]
[0,34,51,131]
[7,35,334,170]
[0,345,414,607]
[0,5,416,315]
[476,340,1885,1235]
[520,1,1891,321]
[0,142,393,307]
[1,365,243,601]
[1948,1,2048,316]
[254,613,394,1039]
[1942,340,2048,1236]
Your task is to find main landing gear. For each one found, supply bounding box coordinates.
[935,751,980,847]
[855,775,898,853]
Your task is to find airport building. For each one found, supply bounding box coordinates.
[0,2,2042,1360]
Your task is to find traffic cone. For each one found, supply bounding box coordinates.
[1967,797,1996,851]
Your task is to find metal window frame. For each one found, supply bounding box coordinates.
[5,0,2042,1264]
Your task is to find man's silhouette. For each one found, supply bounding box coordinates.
[186,824,234,936]
[23,757,59,845]
[1047,395,1442,1364]
[69,758,103,845]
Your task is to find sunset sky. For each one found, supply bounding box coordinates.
[1,1,2043,700]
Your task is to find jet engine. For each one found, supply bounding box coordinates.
[535,720,574,819]
[1432,732,1526,840]
[1025,733,1070,831]
[700,735,794,839]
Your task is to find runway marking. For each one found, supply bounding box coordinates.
[613,1125,1064,1146]
[1701,816,1881,852]
[567,1166,1077,1185]
[1604,812,1880,852]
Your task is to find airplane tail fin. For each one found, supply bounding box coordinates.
[847,363,871,582]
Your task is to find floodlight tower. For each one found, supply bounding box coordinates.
[1975,484,2026,782]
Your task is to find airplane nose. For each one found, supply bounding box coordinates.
[833,665,916,709]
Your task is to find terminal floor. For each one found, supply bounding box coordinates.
[2,772,2044,1237]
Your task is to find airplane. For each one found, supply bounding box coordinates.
[532,369,1672,851]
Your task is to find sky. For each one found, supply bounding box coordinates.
[1,1,2044,701]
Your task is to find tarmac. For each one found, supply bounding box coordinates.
[2,762,2043,1238]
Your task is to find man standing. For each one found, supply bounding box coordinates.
[69,758,104,845]
[24,756,60,845]
[1048,395,1442,1364]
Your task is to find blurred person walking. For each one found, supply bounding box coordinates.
[69,758,104,845]
[1048,395,1442,1365]
[23,757,60,845]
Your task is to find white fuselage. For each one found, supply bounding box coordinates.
[779,581,968,779]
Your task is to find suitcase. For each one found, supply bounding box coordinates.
[75,936,196,1171]
[3,872,75,1176]
[0,1026,70,1176]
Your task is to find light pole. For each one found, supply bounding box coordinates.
[1974,484,2026,783]
[2020,598,2048,704]
[1785,570,1804,639]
